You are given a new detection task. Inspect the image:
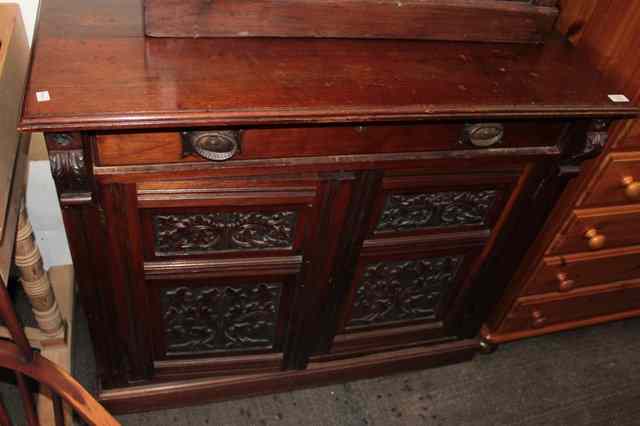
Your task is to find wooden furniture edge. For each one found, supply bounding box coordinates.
[18,107,640,133]
[481,308,640,344]
[0,133,29,283]
[0,3,28,250]
[144,0,559,41]
[98,339,478,414]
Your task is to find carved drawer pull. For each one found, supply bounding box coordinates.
[622,176,640,201]
[531,309,547,328]
[461,123,504,148]
[556,272,575,292]
[584,227,606,250]
[181,130,241,161]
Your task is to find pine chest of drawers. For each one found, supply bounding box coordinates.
[479,1,640,350]
[19,0,638,413]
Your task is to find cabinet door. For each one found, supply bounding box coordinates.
[317,169,524,359]
[101,173,353,381]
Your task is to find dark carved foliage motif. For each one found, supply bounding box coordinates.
[348,256,464,328]
[153,211,297,255]
[375,190,499,232]
[48,150,88,194]
[161,283,282,354]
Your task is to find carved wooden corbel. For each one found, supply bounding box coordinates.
[45,133,92,205]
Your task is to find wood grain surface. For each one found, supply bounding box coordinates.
[0,4,28,243]
[481,1,640,345]
[19,0,637,132]
[557,0,640,143]
[144,0,558,43]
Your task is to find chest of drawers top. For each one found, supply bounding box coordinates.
[19,0,638,133]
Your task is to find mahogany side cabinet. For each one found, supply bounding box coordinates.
[19,0,639,413]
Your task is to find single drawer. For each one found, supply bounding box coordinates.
[523,247,640,296]
[94,121,567,166]
[578,152,640,208]
[499,281,640,334]
[548,205,640,255]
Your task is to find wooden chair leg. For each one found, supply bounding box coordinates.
[13,205,64,338]
[16,372,38,426]
[52,394,64,426]
[0,396,13,426]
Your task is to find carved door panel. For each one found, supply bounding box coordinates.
[146,272,299,379]
[329,243,484,356]
[137,176,320,262]
[365,172,517,242]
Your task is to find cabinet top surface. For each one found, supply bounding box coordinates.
[19,0,639,132]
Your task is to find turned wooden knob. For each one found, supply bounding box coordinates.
[622,176,640,201]
[556,272,575,292]
[584,227,606,250]
[531,309,547,328]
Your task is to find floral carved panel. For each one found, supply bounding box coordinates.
[348,255,464,329]
[161,283,282,355]
[153,211,297,256]
[375,190,500,233]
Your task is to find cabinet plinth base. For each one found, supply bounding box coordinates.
[99,339,478,414]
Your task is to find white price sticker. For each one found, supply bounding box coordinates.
[36,91,51,102]
[608,94,630,103]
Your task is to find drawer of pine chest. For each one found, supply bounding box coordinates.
[578,152,640,208]
[93,121,567,166]
[522,247,640,296]
[499,281,640,334]
[548,206,640,255]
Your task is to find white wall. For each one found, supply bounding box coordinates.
[3,0,72,269]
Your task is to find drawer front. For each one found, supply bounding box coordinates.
[523,248,640,296]
[548,206,640,255]
[579,152,640,208]
[499,282,640,334]
[94,121,567,166]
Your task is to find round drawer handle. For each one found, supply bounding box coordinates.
[622,176,640,201]
[556,272,575,292]
[584,227,606,250]
[531,309,547,328]
[461,123,504,148]
[182,130,241,161]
